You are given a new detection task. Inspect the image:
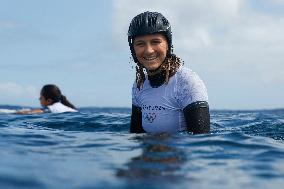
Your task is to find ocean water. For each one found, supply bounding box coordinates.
[0,105,284,189]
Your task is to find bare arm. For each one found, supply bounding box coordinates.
[15,109,44,115]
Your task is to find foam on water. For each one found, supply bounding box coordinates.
[0,109,17,114]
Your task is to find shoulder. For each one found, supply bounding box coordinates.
[47,102,77,113]
[132,81,139,96]
[132,81,138,90]
[132,79,149,94]
[132,81,140,106]
[176,66,201,83]
[175,66,208,107]
[47,102,61,113]
[175,66,206,89]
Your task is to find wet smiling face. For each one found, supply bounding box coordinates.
[133,33,168,71]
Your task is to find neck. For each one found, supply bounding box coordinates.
[147,64,164,76]
[147,62,181,88]
[148,69,166,88]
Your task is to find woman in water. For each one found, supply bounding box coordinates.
[17,84,77,114]
[128,11,210,134]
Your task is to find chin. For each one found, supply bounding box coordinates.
[144,64,159,70]
[139,61,161,71]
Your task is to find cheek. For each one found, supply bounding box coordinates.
[134,47,141,56]
[40,99,47,105]
[134,49,143,60]
[161,44,168,55]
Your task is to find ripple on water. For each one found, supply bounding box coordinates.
[0,107,284,189]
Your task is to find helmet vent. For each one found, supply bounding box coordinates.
[162,18,169,26]
[148,15,157,27]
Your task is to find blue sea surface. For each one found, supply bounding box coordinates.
[0,105,284,189]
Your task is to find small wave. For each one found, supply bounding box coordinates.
[0,109,17,114]
[1,107,284,189]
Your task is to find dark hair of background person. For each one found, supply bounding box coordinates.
[41,84,76,110]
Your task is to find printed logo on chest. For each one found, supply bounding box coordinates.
[143,112,157,123]
[142,105,166,111]
[142,105,166,124]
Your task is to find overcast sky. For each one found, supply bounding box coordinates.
[0,0,283,110]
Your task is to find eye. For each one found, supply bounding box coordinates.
[151,39,162,45]
[134,42,144,47]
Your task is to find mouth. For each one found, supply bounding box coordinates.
[143,56,158,61]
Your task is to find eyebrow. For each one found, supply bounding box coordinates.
[134,38,163,44]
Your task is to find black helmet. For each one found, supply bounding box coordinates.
[128,11,173,63]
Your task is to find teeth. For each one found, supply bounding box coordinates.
[144,57,157,61]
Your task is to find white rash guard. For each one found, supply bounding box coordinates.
[45,102,77,113]
[132,66,208,133]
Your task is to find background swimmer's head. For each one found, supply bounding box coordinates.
[128,11,173,63]
[40,84,61,105]
[40,84,76,109]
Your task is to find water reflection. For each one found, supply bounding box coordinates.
[116,133,187,183]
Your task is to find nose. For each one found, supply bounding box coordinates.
[145,43,154,54]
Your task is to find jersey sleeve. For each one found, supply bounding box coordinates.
[132,82,140,107]
[176,68,208,109]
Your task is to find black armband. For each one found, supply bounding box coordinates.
[183,101,210,134]
[130,105,145,133]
